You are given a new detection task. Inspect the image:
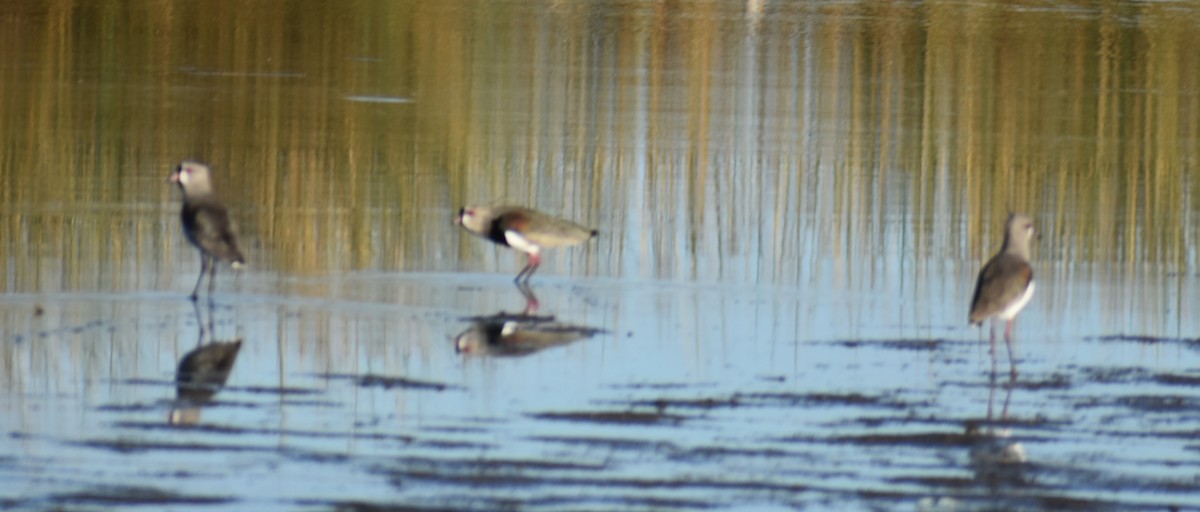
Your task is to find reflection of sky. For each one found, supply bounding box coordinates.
[2,264,1199,508]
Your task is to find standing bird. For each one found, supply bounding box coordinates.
[455,205,598,283]
[969,213,1036,370]
[169,161,246,300]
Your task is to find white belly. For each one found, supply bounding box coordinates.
[998,281,1035,320]
[504,230,541,255]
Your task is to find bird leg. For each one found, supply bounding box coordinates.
[192,297,207,346]
[206,288,217,337]
[988,322,997,357]
[1004,321,1018,379]
[515,252,542,283]
[209,260,219,297]
[986,359,998,424]
[191,254,210,301]
[516,281,540,316]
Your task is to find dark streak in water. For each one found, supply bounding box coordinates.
[317,373,462,391]
[528,410,688,425]
[617,391,913,411]
[1088,334,1200,349]
[43,486,233,506]
[827,338,952,351]
[1153,373,1200,386]
[116,378,325,396]
[530,434,673,451]
[235,385,327,395]
[67,439,279,455]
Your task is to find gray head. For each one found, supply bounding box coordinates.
[169,161,216,198]
[1002,213,1035,259]
[454,205,497,236]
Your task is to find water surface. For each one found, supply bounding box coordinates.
[3,1,1200,510]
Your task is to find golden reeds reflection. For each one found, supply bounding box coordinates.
[0,1,1195,290]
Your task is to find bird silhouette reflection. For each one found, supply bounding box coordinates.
[454,313,604,357]
[169,299,242,425]
[967,365,1027,490]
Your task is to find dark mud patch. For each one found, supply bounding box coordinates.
[941,372,1072,391]
[528,410,689,425]
[378,459,814,495]
[1088,334,1200,351]
[1113,394,1200,411]
[826,338,954,351]
[95,402,174,413]
[67,438,280,455]
[910,491,1126,512]
[310,494,714,511]
[41,485,233,506]
[118,378,326,396]
[1012,372,1073,390]
[234,385,327,396]
[1071,393,1200,413]
[1089,334,1179,344]
[618,391,914,411]
[822,412,1064,432]
[667,445,828,465]
[97,399,264,413]
[534,435,830,466]
[531,434,677,452]
[1078,366,1150,384]
[800,430,976,448]
[375,455,608,474]
[415,424,493,435]
[296,500,498,512]
[108,420,493,450]
[318,372,463,392]
[1078,367,1200,388]
[1153,373,1200,387]
[112,420,422,443]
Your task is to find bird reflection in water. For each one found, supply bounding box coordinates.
[967,365,1028,494]
[455,312,605,358]
[516,281,541,315]
[169,300,242,425]
[919,367,1028,512]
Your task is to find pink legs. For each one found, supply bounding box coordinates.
[515,252,542,283]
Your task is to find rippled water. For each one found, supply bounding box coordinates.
[3,0,1200,510]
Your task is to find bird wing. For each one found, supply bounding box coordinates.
[183,201,246,264]
[968,254,1033,324]
[497,208,596,248]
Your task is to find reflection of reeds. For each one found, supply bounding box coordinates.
[0,1,1196,292]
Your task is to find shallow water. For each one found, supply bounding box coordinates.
[3,0,1200,510]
